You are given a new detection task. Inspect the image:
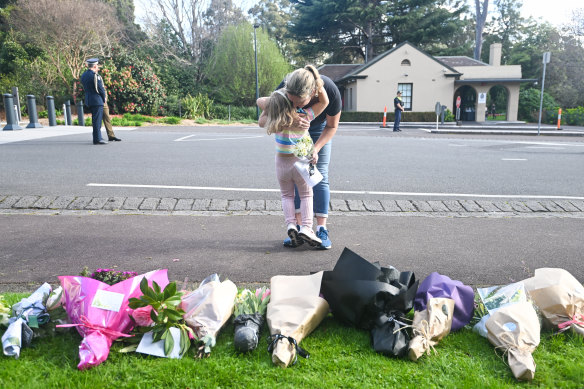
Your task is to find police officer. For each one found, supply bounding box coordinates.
[80,58,107,144]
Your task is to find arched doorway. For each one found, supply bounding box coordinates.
[454,86,477,121]
[487,85,509,121]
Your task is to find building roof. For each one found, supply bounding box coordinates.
[336,41,461,84]
[435,56,488,67]
[318,64,362,82]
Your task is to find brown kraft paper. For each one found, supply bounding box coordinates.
[267,272,330,368]
[486,302,540,381]
[408,297,455,361]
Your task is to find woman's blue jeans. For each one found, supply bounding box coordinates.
[294,121,331,218]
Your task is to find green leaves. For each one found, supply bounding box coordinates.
[130,278,191,357]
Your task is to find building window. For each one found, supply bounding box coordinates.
[401,59,411,66]
[398,83,412,111]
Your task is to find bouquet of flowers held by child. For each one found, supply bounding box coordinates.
[293,135,323,187]
[233,287,270,353]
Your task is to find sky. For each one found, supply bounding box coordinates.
[134,0,582,28]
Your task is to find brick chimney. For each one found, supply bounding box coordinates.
[489,43,502,66]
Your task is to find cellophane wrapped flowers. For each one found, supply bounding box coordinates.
[233,287,270,353]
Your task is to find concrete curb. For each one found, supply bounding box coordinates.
[1,194,583,217]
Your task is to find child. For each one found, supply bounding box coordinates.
[257,66,329,247]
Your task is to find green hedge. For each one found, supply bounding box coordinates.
[340,111,450,122]
[547,106,584,126]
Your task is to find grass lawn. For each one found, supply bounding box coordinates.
[1,293,583,388]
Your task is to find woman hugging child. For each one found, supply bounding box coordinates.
[257,65,329,248]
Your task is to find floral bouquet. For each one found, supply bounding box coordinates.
[58,269,169,370]
[408,297,455,361]
[267,272,329,368]
[486,302,540,381]
[522,268,584,335]
[181,274,237,358]
[2,283,52,358]
[414,272,474,332]
[293,134,314,158]
[128,279,195,359]
[320,248,418,357]
[233,287,270,353]
[472,282,529,337]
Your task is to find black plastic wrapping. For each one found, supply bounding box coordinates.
[233,313,264,353]
[320,247,418,356]
[370,312,410,357]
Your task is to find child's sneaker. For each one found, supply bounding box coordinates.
[298,226,322,247]
[286,224,301,248]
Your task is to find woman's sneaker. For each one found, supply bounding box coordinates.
[286,224,302,248]
[316,227,332,250]
[298,226,322,247]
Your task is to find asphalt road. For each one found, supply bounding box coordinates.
[1,213,582,292]
[1,124,583,201]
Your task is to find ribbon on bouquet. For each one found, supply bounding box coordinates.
[267,334,309,365]
[56,315,134,339]
[558,313,584,332]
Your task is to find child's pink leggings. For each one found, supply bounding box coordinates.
[275,154,313,228]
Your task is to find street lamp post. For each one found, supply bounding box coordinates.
[537,52,551,136]
[253,23,260,120]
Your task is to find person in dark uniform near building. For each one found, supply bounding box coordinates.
[393,91,404,132]
[80,58,107,145]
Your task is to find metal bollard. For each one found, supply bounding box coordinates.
[26,95,43,128]
[2,93,23,131]
[46,96,57,126]
[440,105,447,125]
[65,100,72,126]
[76,101,85,126]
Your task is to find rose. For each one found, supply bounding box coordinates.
[132,306,154,327]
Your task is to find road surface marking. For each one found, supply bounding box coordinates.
[174,134,263,142]
[501,158,527,161]
[87,183,584,200]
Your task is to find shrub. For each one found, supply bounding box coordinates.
[38,110,48,118]
[518,88,558,122]
[159,116,181,125]
[182,93,213,119]
[339,111,439,122]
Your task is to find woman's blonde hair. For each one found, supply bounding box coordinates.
[265,89,295,135]
[284,64,324,99]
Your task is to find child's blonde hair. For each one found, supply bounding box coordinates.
[265,89,295,135]
[285,64,324,99]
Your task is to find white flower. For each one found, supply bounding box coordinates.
[293,135,314,157]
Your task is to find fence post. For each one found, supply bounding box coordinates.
[46,96,57,126]
[76,101,85,126]
[25,95,43,128]
[65,100,72,125]
[11,86,21,121]
[2,93,23,131]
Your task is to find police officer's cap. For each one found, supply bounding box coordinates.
[86,58,99,66]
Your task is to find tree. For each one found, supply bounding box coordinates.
[473,0,489,60]
[248,0,302,63]
[483,0,525,63]
[288,0,468,64]
[205,23,291,105]
[10,0,122,98]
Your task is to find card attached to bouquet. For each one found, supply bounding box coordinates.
[136,328,182,359]
[91,290,125,312]
[294,159,323,187]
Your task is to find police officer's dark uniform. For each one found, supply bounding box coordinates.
[80,58,107,144]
